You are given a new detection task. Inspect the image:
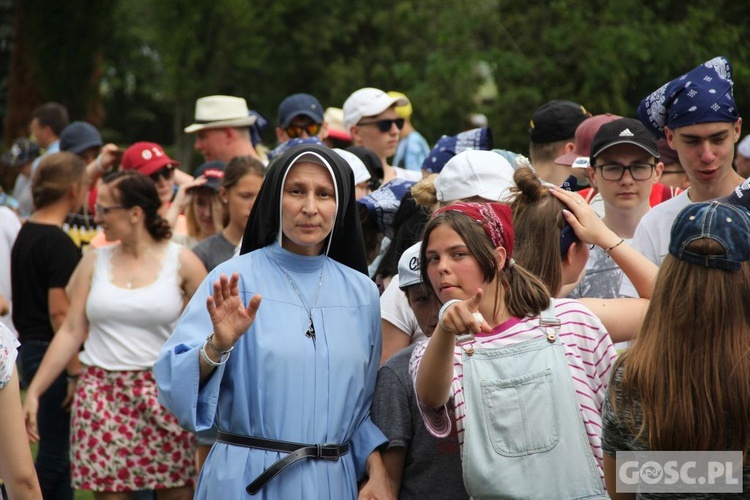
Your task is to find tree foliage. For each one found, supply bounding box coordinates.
[2,0,749,171]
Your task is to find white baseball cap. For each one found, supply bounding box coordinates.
[738,135,750,159]
[435,150,516,203]
[342,88,408,131]
[398,242,422,289]
[333,148,371,185]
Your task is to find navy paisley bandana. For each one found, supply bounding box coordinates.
[638,56,739,138]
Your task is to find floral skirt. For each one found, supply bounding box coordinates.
[70,365,196,492]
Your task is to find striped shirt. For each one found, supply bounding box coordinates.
[410,298,618,480]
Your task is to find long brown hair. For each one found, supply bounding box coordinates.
[613,238,750,460]
[510,167,568,296]
[420,210,550,320]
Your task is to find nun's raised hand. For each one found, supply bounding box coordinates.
[206,273,262,352]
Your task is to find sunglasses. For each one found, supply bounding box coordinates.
[285,122,321,139]
[150,166,174,182]
[357,118,405,133]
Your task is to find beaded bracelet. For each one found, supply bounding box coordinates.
[200,341,231,367]
[206,333,234,356]
[604,238,625,252]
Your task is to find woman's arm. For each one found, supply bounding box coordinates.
[579,298,648,344]
[416,290,489,408]
[178,246,208,307]
[23,251,95,440]
[551,187,658,299]
[0,368,43,499]
[165,175,205,229]
[48,287,81,406]
[358,450,396,500]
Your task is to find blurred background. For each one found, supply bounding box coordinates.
[1,0,749,181]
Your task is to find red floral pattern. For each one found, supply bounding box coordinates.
[71,366,196,492]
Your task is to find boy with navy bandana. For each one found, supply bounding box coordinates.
[623,57,743,284]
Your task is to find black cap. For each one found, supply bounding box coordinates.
[1,138,41,168]
[190,161,226,192]
[590,118,660,163]
[529,100,589,144]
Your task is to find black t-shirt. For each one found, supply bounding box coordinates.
[11,222,81,342]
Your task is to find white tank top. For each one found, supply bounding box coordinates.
[81,241,184,370]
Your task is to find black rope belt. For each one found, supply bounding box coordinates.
[216,431,350,495]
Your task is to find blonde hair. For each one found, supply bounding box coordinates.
[186,188,223,240]
[411,174,438,208]
[614,239,750,461]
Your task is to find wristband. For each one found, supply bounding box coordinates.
[200,341,231,367]
[438,299,461,332]
[96,154,113,174]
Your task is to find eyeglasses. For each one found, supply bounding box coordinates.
[593,163,656,181]
[95,203,126,218]
[285,122,321,139]
[357,118,405,133]
[150,167,174,182]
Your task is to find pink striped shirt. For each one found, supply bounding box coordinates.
[410,298,617,480]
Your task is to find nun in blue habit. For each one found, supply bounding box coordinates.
[155,144,388,498]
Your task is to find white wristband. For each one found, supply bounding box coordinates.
[96,154,113,174]
[438,299,462,332]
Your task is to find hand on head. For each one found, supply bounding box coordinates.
[550,186,620,249]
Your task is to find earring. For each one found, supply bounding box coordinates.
[221,198,228,204]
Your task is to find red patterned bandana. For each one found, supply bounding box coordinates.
[433,202,514,267]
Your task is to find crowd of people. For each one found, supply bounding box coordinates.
[1,54,750,499]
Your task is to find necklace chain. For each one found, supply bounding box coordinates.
[272,253,324,344]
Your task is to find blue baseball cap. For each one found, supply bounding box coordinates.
[669,201,750,271]
[60,121,103,155]
[278,93,324,128]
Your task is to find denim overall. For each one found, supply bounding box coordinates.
[460,305,605,499]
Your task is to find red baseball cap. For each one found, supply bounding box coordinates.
[121,142,180,176]
[555,114,621,168]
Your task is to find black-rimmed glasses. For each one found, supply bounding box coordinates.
[593,163,656,181]
[95,203,126,218]
[357,118,405,133]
